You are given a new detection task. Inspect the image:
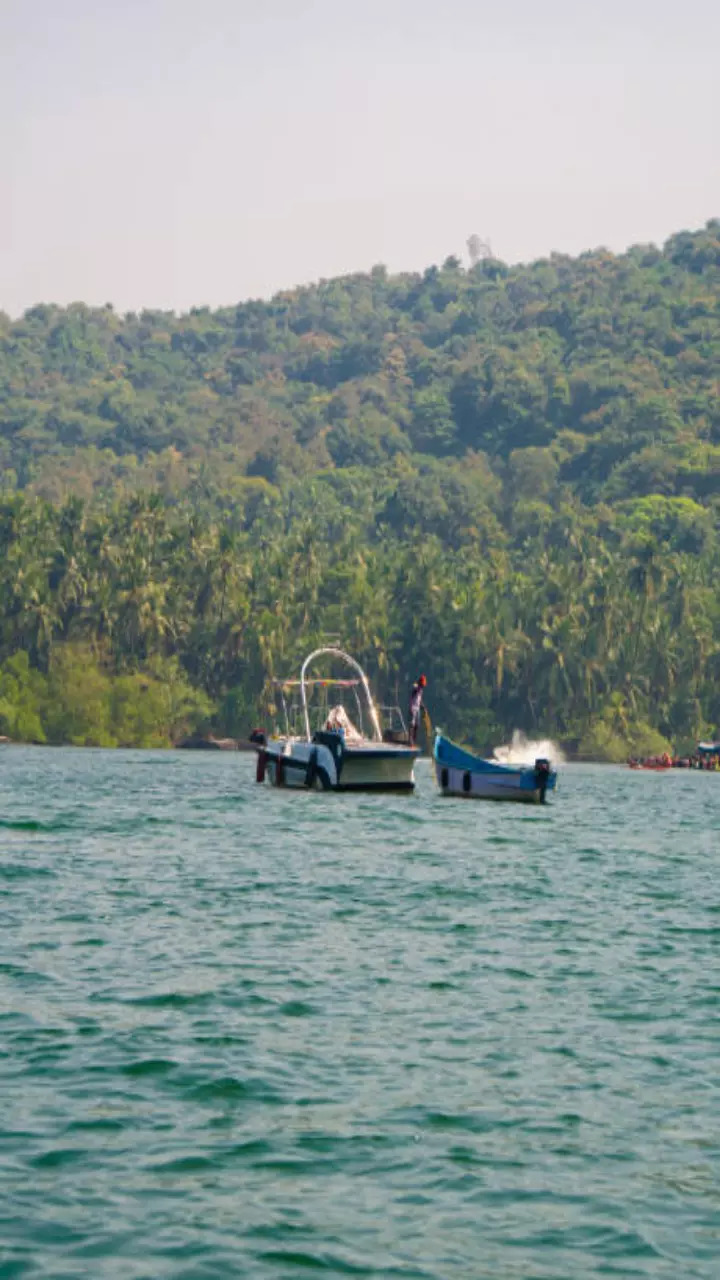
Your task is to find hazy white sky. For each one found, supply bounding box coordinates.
[2,0,718,316]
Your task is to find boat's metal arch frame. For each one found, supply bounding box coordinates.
[300,647,383,744]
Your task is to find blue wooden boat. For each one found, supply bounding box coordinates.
[433,732,557,803]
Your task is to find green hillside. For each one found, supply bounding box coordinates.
[1,221,719,753]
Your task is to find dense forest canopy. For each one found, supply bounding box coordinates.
[1,220,719,755]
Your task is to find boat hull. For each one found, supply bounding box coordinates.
[332,747,417,790]
[260,734,418,792]
[433,733,557,803]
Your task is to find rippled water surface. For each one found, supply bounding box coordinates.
[1,747,719,1279]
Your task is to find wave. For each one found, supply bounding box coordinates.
[492,730,565,766]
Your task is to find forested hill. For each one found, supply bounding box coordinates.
[2,219,719,502]
[0,220,719,756]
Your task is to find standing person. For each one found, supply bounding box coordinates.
[408,674,427,747]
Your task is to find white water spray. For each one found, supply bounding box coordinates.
[492,730,565,767]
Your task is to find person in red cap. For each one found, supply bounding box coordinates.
[408,674,427,747]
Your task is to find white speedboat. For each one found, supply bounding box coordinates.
[255,648,419,792]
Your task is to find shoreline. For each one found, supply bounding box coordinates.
[3,737,715,767]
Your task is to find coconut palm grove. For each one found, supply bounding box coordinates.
[0,220,719,755]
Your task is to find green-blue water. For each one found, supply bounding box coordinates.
[1,748,719,1279]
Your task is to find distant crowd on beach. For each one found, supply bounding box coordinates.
[628,752,720,770]
[671,754,720,769]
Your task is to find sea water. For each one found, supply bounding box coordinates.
[1,747,719,1279]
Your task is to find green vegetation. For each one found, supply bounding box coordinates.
[0,648,212,748]
[1,221,719,755]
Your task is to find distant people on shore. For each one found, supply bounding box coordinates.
[628,751,719,770]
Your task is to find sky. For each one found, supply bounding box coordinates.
[2,0,719,317]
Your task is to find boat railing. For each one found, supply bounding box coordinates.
[377,703,409,744]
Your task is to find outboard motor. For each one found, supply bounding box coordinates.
[249,727,267,747]
[534,758,551,804]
